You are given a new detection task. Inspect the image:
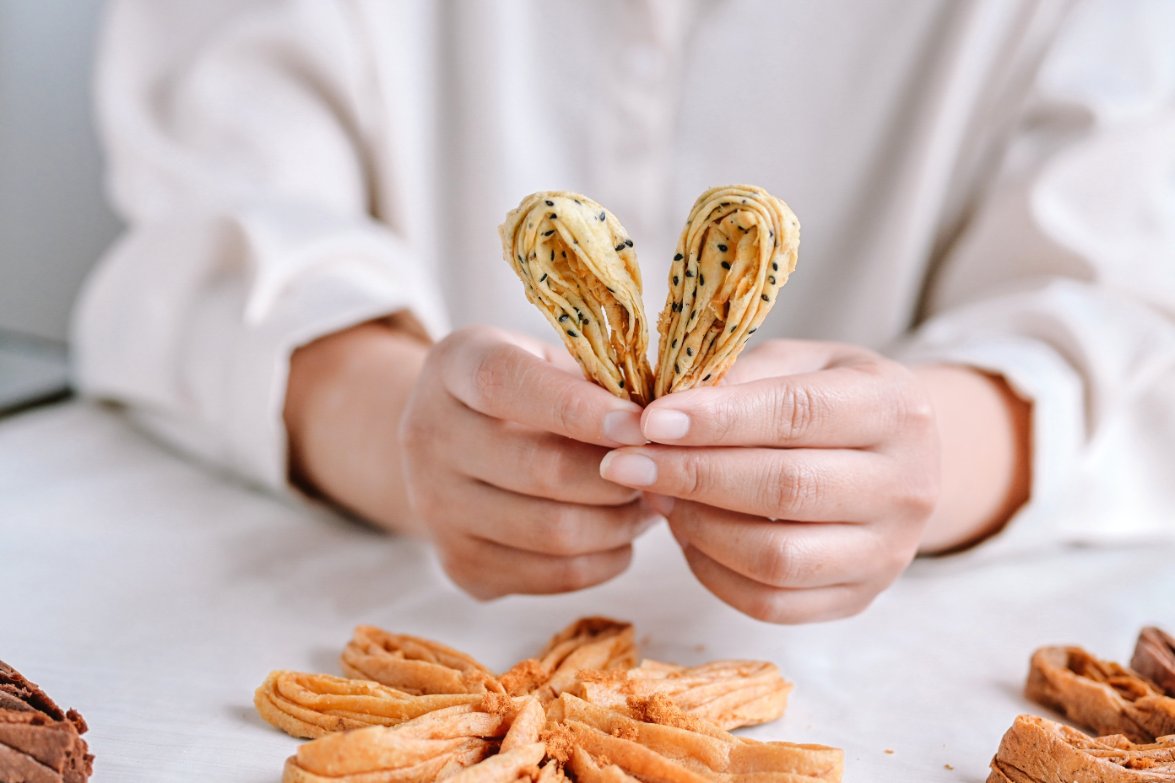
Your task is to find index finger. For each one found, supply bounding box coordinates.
[639,362,927,448]
[440,328,645,447]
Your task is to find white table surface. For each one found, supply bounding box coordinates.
[2,401,1172,782]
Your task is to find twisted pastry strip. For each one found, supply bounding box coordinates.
[1133,627,1175,697]
[500,617,636,701]
[500,192,654,405]
[573,659,792,730]
[282,701,517,783]
[655,185,799,398]
[342,626,503,695]
[254,671,481,739]
[987,714,1175,783]
[547,693,842,783]
[1026,646,1175,742]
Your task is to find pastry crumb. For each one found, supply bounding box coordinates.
[883,748,894,755]
[944,763,954,770]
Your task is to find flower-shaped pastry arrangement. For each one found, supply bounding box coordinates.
[255,617,843,782]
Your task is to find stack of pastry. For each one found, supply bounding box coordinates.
[0,660,93,782]
[987,626,1175,782]
[255,617,842,782]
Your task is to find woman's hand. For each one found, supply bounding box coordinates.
[599,339,1030,623]
[398,326,656,599]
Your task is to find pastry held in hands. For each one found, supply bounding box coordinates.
[500,192,655,405]
[986,713,1175,783]
[655,185,800,398]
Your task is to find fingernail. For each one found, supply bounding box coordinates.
[600,451,657,487]
[643,409,690,442]
[642,492,676,517]
[603,410,646,446]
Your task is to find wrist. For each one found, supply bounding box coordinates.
[284,317,430,534]
[913,364,1032,554]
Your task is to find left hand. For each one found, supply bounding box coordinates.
[599,339,941,623]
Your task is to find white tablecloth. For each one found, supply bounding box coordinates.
[2,401,1172,782]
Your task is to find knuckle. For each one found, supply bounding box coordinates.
[676,451,709,497]
[552,389,591,436]
[554,553,608,592]
[754,535,807,587]
[772,460,821,517]
[772,383,822,443]
[541,508,587,556]
[896,474,939,519]
[469,345,513,411]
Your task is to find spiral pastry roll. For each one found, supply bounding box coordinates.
[655,185,799,398]
[500,192,655,405]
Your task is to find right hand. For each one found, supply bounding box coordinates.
[399,326,656,599]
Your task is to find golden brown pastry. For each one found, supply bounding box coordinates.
[547,693,842,783]
[499,192,655,405]
[654,185,799,398]
[254,670,481,739]
[341,626,503,695]
[500,617,636,701]
[572,659,792,731]
[1025,646,1175,742]
[986,713,1175,783]
[281,699,519,783]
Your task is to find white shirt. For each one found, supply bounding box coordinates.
[75,0,1175,554]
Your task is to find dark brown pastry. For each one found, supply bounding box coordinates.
[1134,627,1175,698]
[0,661,93,783]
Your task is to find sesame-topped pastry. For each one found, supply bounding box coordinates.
[655,185,800,398]
[500,192,655,405]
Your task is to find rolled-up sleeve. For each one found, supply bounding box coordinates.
[896,0,1175,552]
[74,1,447,491]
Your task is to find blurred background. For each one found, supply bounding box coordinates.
[0,0,119,343]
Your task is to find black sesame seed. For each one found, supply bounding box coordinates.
[702,373,712,381]
[769,230,774,239]
[574,199,582,204]
[567,329,578,337]
[721,261,731,270]
[685,269,694,278]
[674,363,680,373]
[517,254,523,263]
[749,328,757,334]
[598,210,606,221]
[721,201,730,206]
[717,243,728,252]
[580,314,588,324]
[543,230,555,237]
[730,326,736,333]
[550,213,558,219]
[673,253,683,261]
[690,309,696,319]
[741,198,747,204]
[672,338,678,348]
[544,199,555,206]
[561,251,567,258]
[686,347,694,357]
[772,262,779,271]
[698,274,705,285]
[618,379,625,389]
[761,294,770,302]
[550,250,555,261]
[606,286,615,293]
[614,243,626,252]
[539,273,548,282]
[624,239,633,247]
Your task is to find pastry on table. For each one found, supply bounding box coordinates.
[987,713,1175,782]
[1025,645,1175,742]
[1133,627,1175,698]
[0,660,93,783]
